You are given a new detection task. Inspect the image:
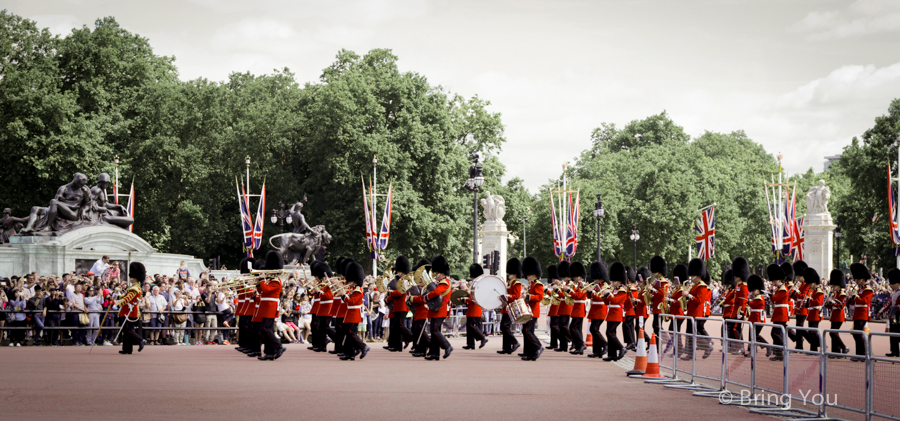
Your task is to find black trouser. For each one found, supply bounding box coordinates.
[772,321,787,356]
[753,324,768,347]
[829,321,846,352]
[466,316,485,347]
[259,318,281,356]
[390,312,412,349]
[852,320,867,356]
[549,316,559,348]
[309,315,317,346]
[805,320,821,351]
[635,316,649,344]
[889,318,900,355]
[248,321,261,353]
[237,315,249,349]
[428,317,449,357]
[589,319,606,355]
[725,318,739,351]
[319,316,337,351]
[606,321,622,356]
[685,319,711,356]
[9,320,26,343]
[412,319,429,354]
[331,317,345,354]
[344,322,365,356]
[668,317,684,352]
[500,313,518,352]
[569,317,584,350]
[792,314,806,350]
[652,314,664,338]
[522,319,540,357]
[556,315,571,350]
[46,317,61,345]
[623,315,635,345]
[121,320,143,353]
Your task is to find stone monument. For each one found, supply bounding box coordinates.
[802,180,836,278]
[479,192,509,276]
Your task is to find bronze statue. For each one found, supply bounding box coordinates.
[0,208,27,243]
[269,225,332,266]
[289,201,313,234]
[91,173,134,229]
[21,173,92,234]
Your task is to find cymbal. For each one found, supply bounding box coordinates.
[450,289,470,306]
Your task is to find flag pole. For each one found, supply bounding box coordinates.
[372,155,378,276]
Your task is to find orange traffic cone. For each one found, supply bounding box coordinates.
[636,333,665,378]
[625,326,647,376]
[586,334,593,347]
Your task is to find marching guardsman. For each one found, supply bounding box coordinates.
[768,263,789,361]
[408,259,432,357]
[546,265,560,350]
[718,269,736,351]
[554,261,573,352]
[603,262,629,361]
[415,255,452,360]
[235,257,253,354]
[682,258,711,360]
[745,274,769,357]
[498,258,523,355]
[309,261,332,352]
[330,259,352,357]
[849,263,874,359]
[731,257,750,354]
[314,261,336,353]
[622,266,636,350]
[521,257,544,361]
[664,264,688,356]
[790,260,810,350]
[116,262,147,354]
[462,263,489,350]
[247,259,266,358]
[587,261,609,359]
[884,269,900,357]
[385,256,413,352]
[257,251,286,361]
[803,267,825,352]
[339,261,370,361]
[825,269,849,356]
[649,256,670,338]
[307,282,320,351]
[567,261,588,355]
[634,267,652,346]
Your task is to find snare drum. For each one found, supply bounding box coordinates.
[507,297,534,324]
[470,275,507,311]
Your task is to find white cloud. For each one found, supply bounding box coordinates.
[775,62,900,109]
[28,14,81,36]
[791,0,900,40]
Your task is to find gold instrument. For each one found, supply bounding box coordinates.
[374,270,393,294]
[541,289,552,306]
[413,265,433,288]
[396,274,415,294]
[678,281,691,313]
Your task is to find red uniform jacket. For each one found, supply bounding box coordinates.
[342,287,364,324]
[605,288,628,322]
[852,287,874,321]
[587,287,608,320]
[748,296,766,323]
[235,291,247,316]
[686,282,710,318]
[651,281,668,315]
[792,283,810,316]
[257,278,282,319]
[310,291,320,316]
[569,287,587,318]
[771,285,790,323]
[251,294,263,322]
[668,288,684,316]
[336,294,348,319]
[548,293,560,317]
[317,288,334,316]
[720,289,735,319]
[502,280,523,314]
[732,283,749,319]
[828,291,847,323]
[389,288,409,312]
[807,287,825,322]
[117,286,142,319]
[556,286,572,316]
[623,286,636,317]
[465,297,483,318]
[527,282,544,319]
[328,292,342,318]
[426,280,451,319]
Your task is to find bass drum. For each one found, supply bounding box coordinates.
[470,274,507,311]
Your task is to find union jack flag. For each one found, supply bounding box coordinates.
[251,183,266,250]
[695,206,715,260]
[125,182,134,233]
[791,217,805,262]
[237,179,254,257]
[550,194,562,258]
[889,166,900,256]
[362,180,374,252]
[377,185,393,251]
[783,188,796,256]
[564,192,580,257]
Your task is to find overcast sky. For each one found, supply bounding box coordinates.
[8,0,900,192]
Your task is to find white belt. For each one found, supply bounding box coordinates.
[347,305,362,309]
[750,309,764,313]
[591,301,606,305]
[319,300,333,304]
[608,305,621,308]
[312,299,318,304]
[774,304,789,308]
[808,306,822,310]
[856,305,869,308]
[260,297,278,302]
[239,299,247,303]
[255,304,259,308]
[573,300,587,304]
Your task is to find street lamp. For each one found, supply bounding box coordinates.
[519,216,529,258]
[464,153,484,264]
[835,226,842,269]
[593,194,604,262]
[630,224,640,268]
[270,201,293,234]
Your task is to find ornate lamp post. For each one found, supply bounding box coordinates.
[464,153,485,264]
[519,216,529,258]
[270,201,293,234]
[593,194,604,262]
[630,224,640,268]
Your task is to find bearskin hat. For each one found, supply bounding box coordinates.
[265,250,284,271]
[129,262,146,282]
[627,266,637,283]
[547,265,559,281]
[431,255,450,276]
[650,255,667,275]
[829,269,846,288]
[557,261,570,278]
[570,261,586,279]
[747,274,764,292]
[413,258,431,271]
[804,267,820,284]
[888,268,900,285]
[469,263,484,280]
[345,261,366,287]
[506,258,523,278]
[252,259,266,270]
[636,267,652,284]
[721,269,735,286]
[850,263,871,280]
[311,261,333,279]
[523,257,542,279]
[731,257,750,283]
[393,256,411,274]
[239,257,253,274]
[792,261,808,280]
[590,261,609,283]
[609,262,627,283]
[672,264,688,284]
[766,264,785,282]
[688,259,706,278]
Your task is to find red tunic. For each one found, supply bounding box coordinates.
[852,287,874,321]
[686,282,710,318]
[257,279,281,319]
[342,287,364,324]
[828,291,847,323]
[309,290,320,316]
[556,287,572,316]
[317,288,334,316]
[605,288,628,322]
[117,287,142,319]
[389,289,409,312]
[720,289,735,319]
[747,296,766,323]
[587,288,608,320]
[623,287,636,317]
[668,289,684,316]
[547,287,560,318]
[426,281,450,319]
[569,288,587,318]
[502,280,523,314]
[651,281,669,315]
[807,288,825,322]
[733,283,749,319]
[771,285,790,323]
[412,301,429,320]
[465,297,483,318]
[328,293,342,318]
[527,281,543,319]
[251,294,263,322]
[792,283,810,316]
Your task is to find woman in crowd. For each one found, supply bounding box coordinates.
[8,288,27,346]
[83,286,103,345]
[171,290,189,345]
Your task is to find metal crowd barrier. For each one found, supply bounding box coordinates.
[721,319,754,399]
[690,317,727,396]
[664,316,703,390]
[823,328,869,419]
[868,332,900,421]
[749,325,823,418]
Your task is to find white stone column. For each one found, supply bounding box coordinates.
[803,212,835,278]
[480,219,509,275]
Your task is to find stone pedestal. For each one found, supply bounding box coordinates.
[803,212,836,279]
[479,219,509,276]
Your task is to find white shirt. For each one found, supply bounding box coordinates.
[65,284,76,303]
[149,294,168,312]
[215,292,230,312]
[89,259,109,276]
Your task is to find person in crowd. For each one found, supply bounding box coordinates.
[147,286,167,345]
[27,285,46,344]
[171,290,189,345]
[83,285,103,345]
[8,288,27,346]
[89,256,110,280]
